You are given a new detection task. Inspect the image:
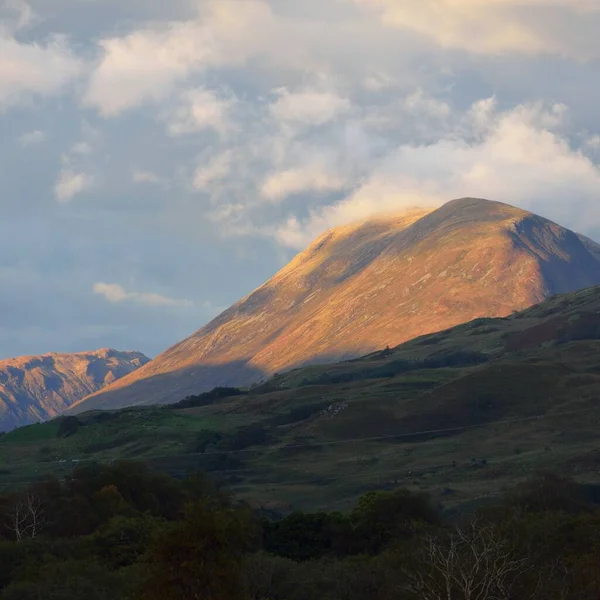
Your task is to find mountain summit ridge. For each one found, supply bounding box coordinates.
[74,197,600,412]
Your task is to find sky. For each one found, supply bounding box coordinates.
[2,0,600,359]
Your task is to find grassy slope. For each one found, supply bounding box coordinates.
[3,286,600,515]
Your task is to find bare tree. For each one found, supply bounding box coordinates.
[5,493,45,542]
[405,519,531,600]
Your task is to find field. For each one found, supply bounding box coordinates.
[2,286,600,515]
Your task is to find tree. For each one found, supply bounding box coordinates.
[404,518,533,600]
[0,559,133,600]
[92,484,128,521]
[350,489,439,554]
[91,514,161,568]
[57,416,81,438]
[4,493,44,542]
[138,500,257,600]
[263,511,352,560]
[509,473,592,514]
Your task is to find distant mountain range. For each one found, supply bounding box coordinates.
[72,197,600,413]
[0,349,149,431]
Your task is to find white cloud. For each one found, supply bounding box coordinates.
[274,100,600,248]
[93,282,193,308]
[359,88,454,144]
[0,34,83,108]
[356,0,600,59]
[274,180,439,248]
[81,0,406,117]
[82,0,275,116]
[270,87,351,126]
[260,165,349,201]
[402,88,451,119]
[1,1,38,34]
[18,129,45,145]
[166,88,234,136]
[54,170,94,203]
[133,170,163,184]
[82,21,216,117]
[362,71,396,91]
[585,135,600,150]
[70,141,92,155]
[193,151,233,190]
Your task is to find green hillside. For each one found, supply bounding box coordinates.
[3,285,600,514]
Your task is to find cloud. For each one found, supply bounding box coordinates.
[81,0,409,117]
[5,0,600,363]
[1,0,38,34]
[82,20,216,116]
[402,88,451,119]
[359,88,454,144]
[274,180,440,248]
[260,165,349,201]
[93,282,193,308]
[270,86,351,126]
[357,0,600,59]
[55,170,94,203]
[0,34,83,108]
[70,141,92,155]
[586,135,600,150]
[82,0,273,116]
[362,71,397,91]
[192,85,455,226]
[18,129,45,145]
[274,100,600,248]
[133,170,163,184]
[193,151,233,190]
[165,87,234,136]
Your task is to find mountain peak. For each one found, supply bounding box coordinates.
[73,198,600,412]
[0,349,150,431]
[442,196,528,214]
[410,198,530,234]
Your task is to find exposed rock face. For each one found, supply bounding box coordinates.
[0,348,149,430]
[74,198,600,412]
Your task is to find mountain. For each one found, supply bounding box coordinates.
[0,348,149,431]
[7,284,600,513]
[73,197,600,412]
